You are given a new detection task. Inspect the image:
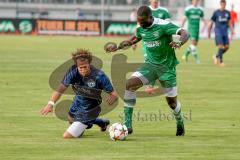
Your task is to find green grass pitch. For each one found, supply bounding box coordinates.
[0,35,240,160]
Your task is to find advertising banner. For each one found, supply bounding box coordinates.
[37,20,101,36]
[0,19,36,34]
[104,21,137,36]
[0,18,239,39]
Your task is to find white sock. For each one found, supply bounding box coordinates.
[174,101,181,114]
[124,90,136,107]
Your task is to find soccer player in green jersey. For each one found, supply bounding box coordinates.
[149,0,170,20]
[105,6,189,136]
[181,0,206,64]
[145,0,171,94]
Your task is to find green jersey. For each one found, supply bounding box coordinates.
[149,6,171,20]
[135,18,181,68]
[184,5,204,32]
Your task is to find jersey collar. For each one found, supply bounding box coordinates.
[190,4,199,8]
[148,17,157,29]
[149,5,158,11]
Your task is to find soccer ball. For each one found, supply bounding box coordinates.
[108,122,128,141]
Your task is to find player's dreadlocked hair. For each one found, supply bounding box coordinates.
[137,6,152,17]
[72,49,92,64]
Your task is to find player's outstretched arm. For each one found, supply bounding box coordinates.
[118,36,141,50]
[104,36,141,53]
[40,84,67,115]
[106,91,118,105]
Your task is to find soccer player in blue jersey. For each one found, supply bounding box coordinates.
[41,49,118,139]
[208,0,234,67]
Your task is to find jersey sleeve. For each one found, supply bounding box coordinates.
[97,72,114,93]
[163,22,181,35]
[211,11,217,22]
[61,67,75,87]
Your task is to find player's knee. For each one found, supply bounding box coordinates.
[218,45,224,49]
[224,46,229,52]
[126,79,135,91]
[190,44,196,50]
[63,132,74,139]
[126,79,141,91]
[192,41,198,46]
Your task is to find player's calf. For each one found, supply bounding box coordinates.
[124,77,143,134]
[164,88,185,136]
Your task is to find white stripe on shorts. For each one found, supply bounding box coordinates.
[131,71,149,85]
[163,87,178,97]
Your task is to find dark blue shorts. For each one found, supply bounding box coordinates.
[68,105,101,125]
[215,34,229,46]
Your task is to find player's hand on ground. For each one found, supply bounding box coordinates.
[169,42,181,49]
[40,104,53,116]
[104,42,118,53]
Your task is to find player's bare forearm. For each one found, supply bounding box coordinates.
[118,36,141,50]
[106,91,118,105]
[200,18,206,33]
[203,18,208,26]
[208,21,213,38]
[40,83,67,115]
[178,29,189,45]
[129,36,141,45]
[104,36,141,53]
[181,17,187,27]
[50,83,67,103]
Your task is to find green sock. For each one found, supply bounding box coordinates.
[185,49,191,57]
[124,107,133,129]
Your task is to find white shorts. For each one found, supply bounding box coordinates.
[162,86,178,97]
[131,72,178,97]
[66,121,87,138]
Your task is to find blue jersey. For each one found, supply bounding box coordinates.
[62,65,113,114]
[211,9,230,36]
